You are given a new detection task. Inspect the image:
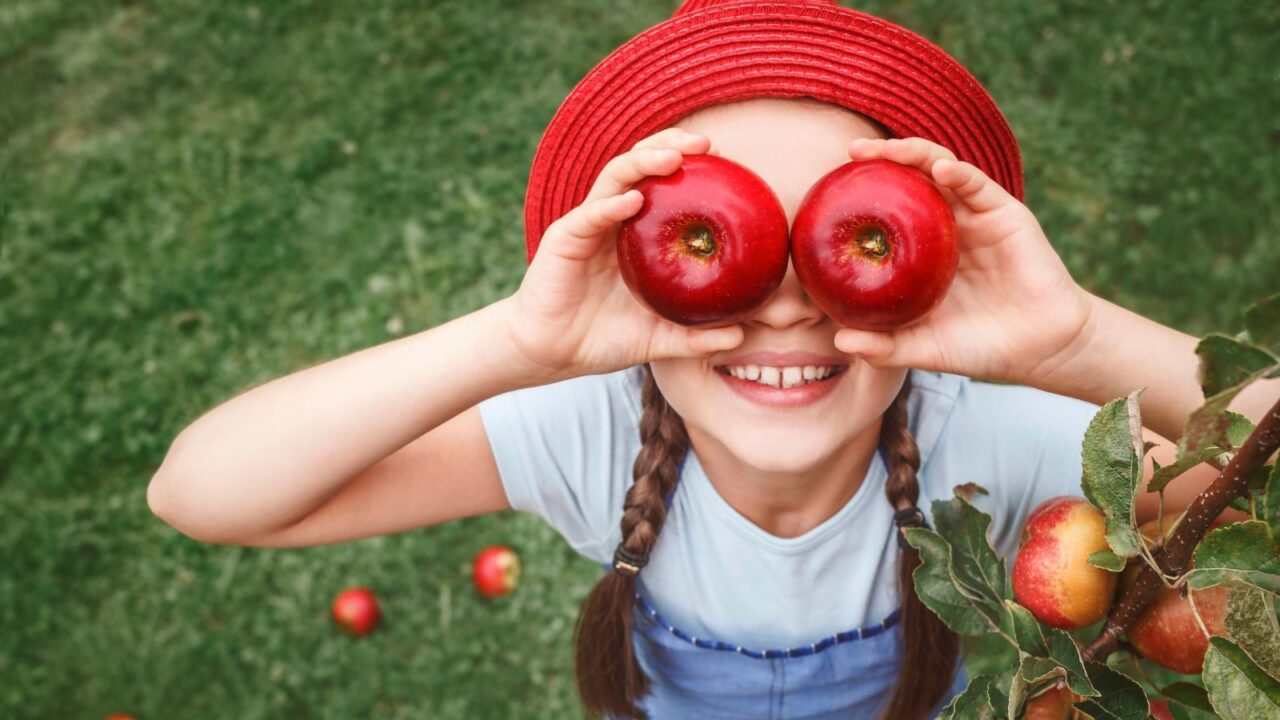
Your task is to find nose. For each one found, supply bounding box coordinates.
[746,258,826,330]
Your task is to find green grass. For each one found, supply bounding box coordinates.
[0,1,1276,717]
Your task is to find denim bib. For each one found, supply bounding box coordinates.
[604,453,967,719]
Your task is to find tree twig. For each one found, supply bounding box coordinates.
[1082,395,1280,663]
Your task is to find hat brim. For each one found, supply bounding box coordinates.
[525,2,1022,262]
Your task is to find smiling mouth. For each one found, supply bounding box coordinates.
[713,364,849,389]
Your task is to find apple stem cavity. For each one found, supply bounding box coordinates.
[855,225,890,259]
[682,223,716,257]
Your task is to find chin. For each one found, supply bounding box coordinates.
[714,423,844,473]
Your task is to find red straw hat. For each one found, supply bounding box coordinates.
[524,0,1022,262]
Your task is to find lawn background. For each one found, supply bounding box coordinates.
[1,1,1276,718]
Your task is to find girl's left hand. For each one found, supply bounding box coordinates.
[832,137,1095,387]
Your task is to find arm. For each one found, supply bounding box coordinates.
[832,137,1279,518]
[148,128,742,547]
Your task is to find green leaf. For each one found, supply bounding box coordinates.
[1244,292,1280,354]
[904,528,998,636]
[1005,602,1048,657]
[1262,463,1280,540]
[1151,413,1252,492]
[937,675,1001,720]
[1088,548,1127,571]
[1195,334,1279,398]
[1224,586,1280,679]
[1073,662,1150,719]
[1186,521,1280,593]
[1081,392,1146,558]
[1158,682,1216,714]
[929,491,1011,630]
[1203,637,1280,718]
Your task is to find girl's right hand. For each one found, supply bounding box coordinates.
[503,128,746,381]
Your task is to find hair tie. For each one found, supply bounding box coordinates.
[893,506,929,550]
[612,543,649,578]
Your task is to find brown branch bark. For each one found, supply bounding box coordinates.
[1082,394,1280,663]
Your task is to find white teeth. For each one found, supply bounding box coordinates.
[781,367,803,388]
[722,364,841,389]
[759,366,781,387]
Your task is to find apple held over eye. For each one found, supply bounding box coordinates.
[1012,496,1118,630]
[472,544,521,598]
[791,159,957,331]
[617,153,789,327]
[331,586,381,636]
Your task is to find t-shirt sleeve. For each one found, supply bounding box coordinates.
[927,380,1100,561]
[476,368,643,564]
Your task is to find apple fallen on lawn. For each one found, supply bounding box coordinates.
[473,545,521,598]
[616,153,789,327]
[790,158,957,331]
[1123,513,1229,674]
[331,586,381,636]
[1012,496,1118,630]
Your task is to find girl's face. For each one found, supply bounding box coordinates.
[653,97,907,475]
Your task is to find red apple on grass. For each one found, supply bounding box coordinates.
[331,586,381,636]
[473,544,521,598]
[1012,496,1118,630]
[790,159,957,331]
[617,153,789,326]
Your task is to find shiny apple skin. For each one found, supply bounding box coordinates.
[331,586,381,636]
[791,159,957,331]
[617,154,789,327]
[472,545,521,598]
[1012,496,1118,630]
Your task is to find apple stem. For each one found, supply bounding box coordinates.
[1082,394,1280,663]
[682,225,716,257]
[856,226,889,259]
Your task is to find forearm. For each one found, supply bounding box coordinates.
[1031,294,1200,440]
[150,297,547,536]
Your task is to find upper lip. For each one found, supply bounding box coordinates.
[712,351,850,368]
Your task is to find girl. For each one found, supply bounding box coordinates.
[147,2,1278,718]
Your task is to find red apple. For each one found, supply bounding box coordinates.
[331,586,381,636]
[790,158,957,330]
[1012,496,1118,630]
[1119,513,1230,674]
[1022,683,1080,719]
[617,153,789,326]
[102,715,136,720]
[473,545,521,598]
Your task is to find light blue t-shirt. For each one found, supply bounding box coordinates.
[477,366,1097,651]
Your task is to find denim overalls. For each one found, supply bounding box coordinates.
[605,454,967,719]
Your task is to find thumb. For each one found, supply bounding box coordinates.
[649,322,744,360]
[834,328,903,367]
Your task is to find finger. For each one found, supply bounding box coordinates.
[833,327,908,368]
[649,322,745,360]
[930,158,1014,215]
[540,190,643,261]
[848,137,957,176]
[585,131,712,203]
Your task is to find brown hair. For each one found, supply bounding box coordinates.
[572,365,959,719]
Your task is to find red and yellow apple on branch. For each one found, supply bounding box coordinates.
[1012,496,1118,630]
[1122,513,1229,674]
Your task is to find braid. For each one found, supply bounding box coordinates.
[878,373,961,719]
[573,364,688,719]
